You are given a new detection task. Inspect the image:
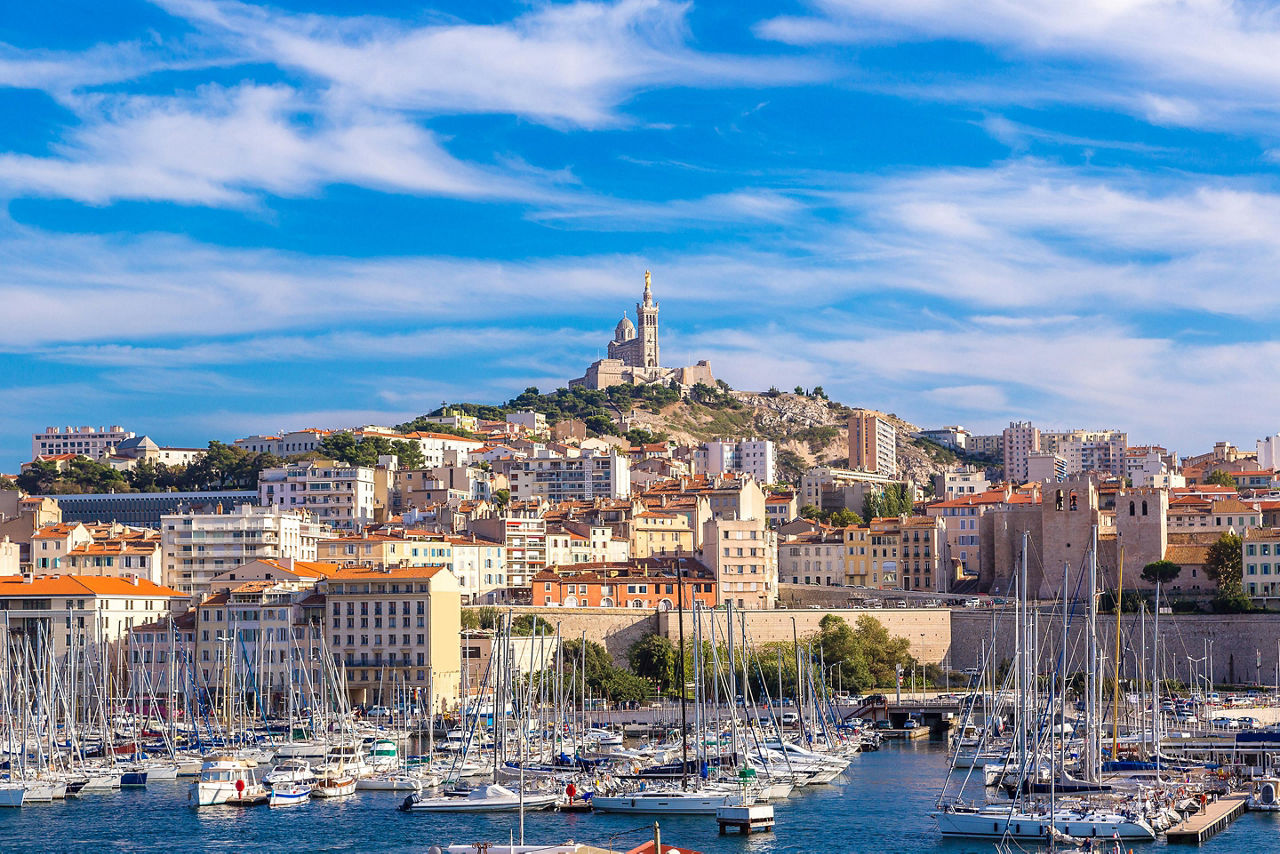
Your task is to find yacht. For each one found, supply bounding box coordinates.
[935,801,1156,840]
[591,786,749,815]
[1249,776,1280,811]
[267,779,314,807]
[399,782,558,812]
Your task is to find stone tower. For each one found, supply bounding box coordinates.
[637,270,659,368]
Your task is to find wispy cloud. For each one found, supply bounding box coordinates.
[160,0,820,129]
[759,0,1280,130]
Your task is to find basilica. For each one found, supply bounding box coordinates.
[569,271,715,391]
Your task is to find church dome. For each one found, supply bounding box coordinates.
[614,313,636,341]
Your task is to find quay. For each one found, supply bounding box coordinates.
[1164,793,1247,844]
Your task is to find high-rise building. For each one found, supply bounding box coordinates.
[1002,421,1041,483]
[848,410,897,475]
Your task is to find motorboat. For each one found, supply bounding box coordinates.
[268,780,313,807]
[312,742,360,797]
[263,759,316,786]
[356,771,435,791]
[399,782,558,812]
[189,756,268,807]
[1249,776,1280,811]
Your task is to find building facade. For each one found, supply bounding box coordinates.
[32,425,135,461]
[848,410,897,475]
[258,461,376,532]
[161,504,328,598]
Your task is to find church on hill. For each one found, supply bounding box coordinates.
[569,271,715,391]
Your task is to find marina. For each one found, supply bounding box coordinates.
[2,742,1280,852]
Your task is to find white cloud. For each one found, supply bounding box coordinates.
[160,0,819,129]
[759,0,1280,129]
[0,84,559,206]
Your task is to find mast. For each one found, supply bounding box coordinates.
[1086,524,1099,783]
[676,561,688,791]
[1112,543,1124,762]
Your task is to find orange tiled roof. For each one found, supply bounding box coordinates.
[0,575,182,597]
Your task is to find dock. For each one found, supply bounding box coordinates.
[1165,793,1247,844]
[881,727,931,741]
[716,803,774,834]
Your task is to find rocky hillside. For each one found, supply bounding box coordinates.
[623,390,957,490]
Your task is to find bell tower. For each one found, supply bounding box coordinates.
[636,270,660,369]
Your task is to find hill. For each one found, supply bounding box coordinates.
[415,383,973,491]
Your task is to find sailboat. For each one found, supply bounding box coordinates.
[935,530,1156,842]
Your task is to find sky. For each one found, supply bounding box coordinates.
[5,0,1280,470]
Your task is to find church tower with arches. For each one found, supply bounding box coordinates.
[607,271,660,369]
[571,270,713,390]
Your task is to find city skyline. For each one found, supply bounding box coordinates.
[5,1,1280,468]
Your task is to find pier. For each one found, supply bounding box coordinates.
[1164,793,1247,844]
[716,803,774,834]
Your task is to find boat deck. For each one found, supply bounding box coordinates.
[1164,793,1247,844]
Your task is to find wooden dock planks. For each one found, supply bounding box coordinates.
[1165,793,1247,844]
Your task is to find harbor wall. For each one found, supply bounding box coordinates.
[950,609,1280,687]
[472,605,953,666]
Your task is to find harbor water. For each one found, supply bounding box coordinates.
[4,741,1279,852]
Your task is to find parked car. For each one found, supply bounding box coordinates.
[874,719,893,730]
[902,718,920,730]
[780,712,799,726]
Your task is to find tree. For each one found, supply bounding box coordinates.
[1205,531,1251,612]
[798,504,822,521]
[16,461,60,495]
[492,489,511,509]
[627,633,677,692]
[1205,469,1237,489]
[0,477,17,491]
[390,440,426,470]
[853,615,914,687]
[1140,560,1182,586]
[510,614,554,636]
[828,509,864,527]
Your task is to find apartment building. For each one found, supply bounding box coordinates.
[1244,528,1280,600]
[694,439,776,485]
[320,565,462,709]
[532,558,717,609]
[0,575,185,659]
[848,410,897,475]
[32,425,135,461]
[1026,452,1067,483]
[701,517,777,609]
[258,461,376,532]
[468,515,547,593]
[319,533,452,570]
[508,451,631,502]
[234,429,330,456]
[1002,421,1040,484]
[780,529,844,586]
[194,580,322,708]
[161,504,328,598]
[898,515,947,593]
[934,468,991,499]
[629,510,694,559]
[445,534,507,604]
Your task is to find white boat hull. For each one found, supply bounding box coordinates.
[591,792,739,815]
[936,806,1156,840]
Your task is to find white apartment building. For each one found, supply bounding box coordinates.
[916,426,970,451]
[508,451,630,502]
[258,461,376,533]
[701,517,777,609]
[468,515,547,591]
[234,429,331,457]
[935,467,990,498]
[446,535,507,604]
[695,439,776,485]
[1126,446,1184,488]
[505,411,548,435]
[780,530,844,586]
[33,425,135,460]
[161,504,328,598]
[1056,430,1127,478]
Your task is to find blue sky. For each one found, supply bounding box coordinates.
[5,0,1280,470]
